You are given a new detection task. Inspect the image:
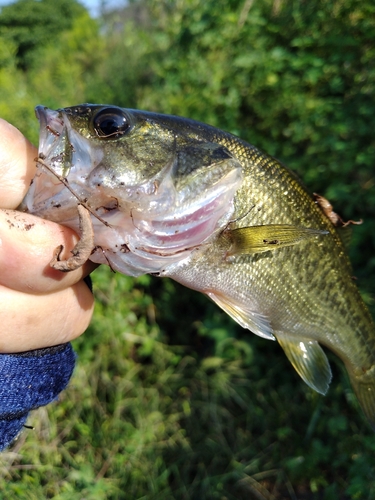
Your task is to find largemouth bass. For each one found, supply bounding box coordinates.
[20,104,375,428]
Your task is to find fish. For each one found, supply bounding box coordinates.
[20,103,375,428]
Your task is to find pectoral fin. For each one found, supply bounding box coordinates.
[276,333,332,395]
[207,291,275,340]
[223,224,328,257]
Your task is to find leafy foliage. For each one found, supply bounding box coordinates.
[0,0,86,69]
[1,0,375,498]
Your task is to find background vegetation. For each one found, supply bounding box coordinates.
[1,0,375,498]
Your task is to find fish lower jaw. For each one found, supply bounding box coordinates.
[88,213,216,277]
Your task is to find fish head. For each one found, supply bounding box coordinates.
[21,104,243,275]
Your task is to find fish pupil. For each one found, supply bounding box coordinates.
[92,107,130,139]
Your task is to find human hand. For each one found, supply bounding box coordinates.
[0,118,96,353]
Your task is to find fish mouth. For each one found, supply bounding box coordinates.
[35,105,64,137]
[35,105,72,176]
[20,106,96,220]
[20,104,243,276]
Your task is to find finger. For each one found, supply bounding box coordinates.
[0,119,37,209]
[0,209,97,294]
[0,280,94,353]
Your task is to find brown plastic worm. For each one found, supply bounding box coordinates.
[50,204,94,272]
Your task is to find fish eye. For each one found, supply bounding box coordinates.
[92,107,131,139]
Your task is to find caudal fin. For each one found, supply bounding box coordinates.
[349,366,375,430]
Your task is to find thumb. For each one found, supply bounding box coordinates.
[0,118,37,209]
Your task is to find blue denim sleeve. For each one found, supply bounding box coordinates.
[0,343,76,451]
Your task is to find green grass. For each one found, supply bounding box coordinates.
[1,266,375,499]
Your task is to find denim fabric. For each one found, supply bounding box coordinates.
[0,343,76,450]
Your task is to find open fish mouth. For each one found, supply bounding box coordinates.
[22,106,102,225]
[21,105,243,276]
[35,105,67,165]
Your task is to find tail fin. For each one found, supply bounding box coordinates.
[349,366,375,430]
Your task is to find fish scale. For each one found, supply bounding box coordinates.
[157,113,375,420]
[20,104,375,428]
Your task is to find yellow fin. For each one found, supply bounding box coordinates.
[207,291,275,340]
[224,224,328,257]
[276,334,332,395]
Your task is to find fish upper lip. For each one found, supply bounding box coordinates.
[35,105,48,130]
[35,105,64,136]
[35,105,67,157]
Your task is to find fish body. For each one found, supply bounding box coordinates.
[21,104,375,427]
